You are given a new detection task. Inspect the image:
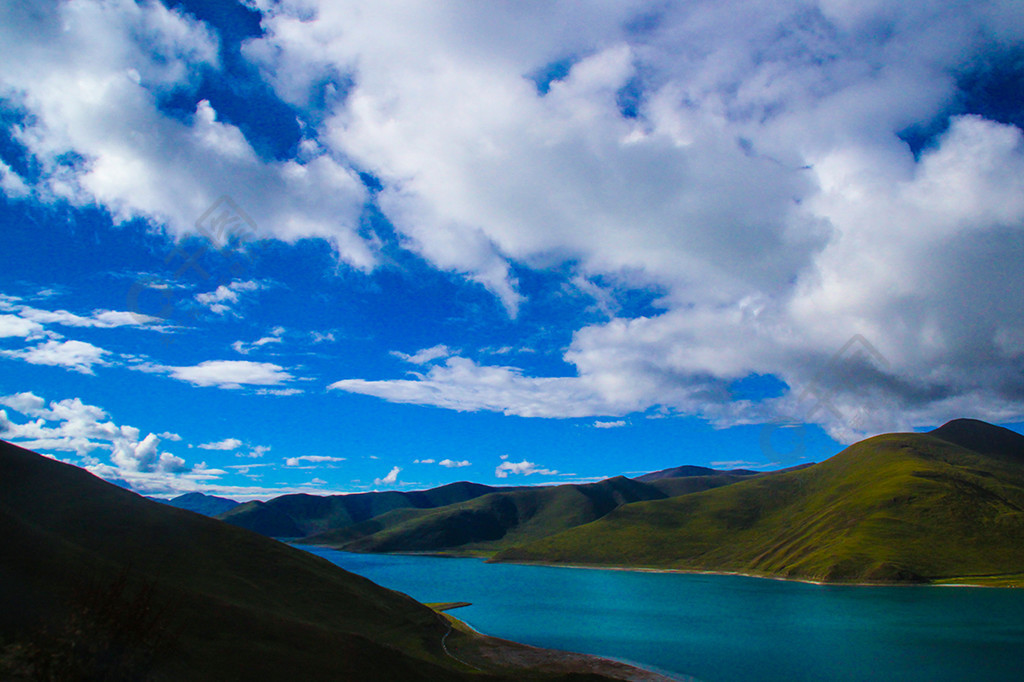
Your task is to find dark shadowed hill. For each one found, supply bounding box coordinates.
[303,473,749,554]
[634,465,756,482]
[159,491,240,516]
[219,481,511,537]
[494,421,1024,585]
[0,440,673,681]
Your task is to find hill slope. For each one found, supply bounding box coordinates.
[160,491,240,516]
[304,474,748,554]
[0,440,668,681]
[219,481,509,538]
[494,421,1024,585]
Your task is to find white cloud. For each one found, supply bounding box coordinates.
[1,339,110,374]
[330,356,616,418]
[285,455,346,467]
[391,344,453,364]
[247,445,271,458]
[374,465,401,486]
[158,431,182,441]
[0,0,373,267]
[593,420,626,429]
[0,391,190,476]
[255,387,304,396]
[439,458,471,468]
[6,1,1024,441]
[264,1,1024,440]
[414,458,436,464]
[0,303,163,333]
[0,159,30,198]
[198,438,243,451]
[710,460,765,469]
[232,333,284,355]
[195,280,265,315]
[495,459,558,478]
[140,359,294,389]
[0,314,45,339]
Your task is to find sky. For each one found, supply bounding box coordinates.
[1,0,1023,500]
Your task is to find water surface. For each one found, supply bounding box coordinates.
[298,547,1024,682]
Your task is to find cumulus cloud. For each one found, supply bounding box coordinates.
[195,280,264,315]
[14,306,163,328]
[0,314,45,339]
[0,0,372,267]
[232,326,286,354]
[374,465,401,486]
[329,356,616,417]
[198,438,243,451]
[138,359,294,389]
[439,458,471,468]
[391,344,453,364]
[495,459,558,478]
[593,420,626,429]
[1,339,111,374]
[260,1,1024,440]
[6,1,1024,441]
[0,391,191,475]
[285,455,346,467]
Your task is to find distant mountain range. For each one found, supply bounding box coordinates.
[0,440,670,680]
[218,466,760,554]
[221,419,1024,586]
[155,491,240,516]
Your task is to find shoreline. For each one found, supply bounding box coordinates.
[301,544,1024,587]
[493,559,1024,588]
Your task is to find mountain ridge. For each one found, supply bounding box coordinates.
[0,439,671,680]
[492,420,1024,585]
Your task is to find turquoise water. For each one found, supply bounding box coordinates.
[298,547,1024,682]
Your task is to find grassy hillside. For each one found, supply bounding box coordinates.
[303,474,746,554]
[0,440,667,681]
[494,420,1024,585]
[219,481,509,538]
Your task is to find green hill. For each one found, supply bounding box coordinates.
[493,420,1024,585]
[0,440,670,680]
[303,474,749,554]
[219,481,510,538]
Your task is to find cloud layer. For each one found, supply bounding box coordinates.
[3,1,1024,441]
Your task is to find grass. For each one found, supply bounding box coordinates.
[0,440,662,680]
[302,474,753,555]
[494,422,1024,585]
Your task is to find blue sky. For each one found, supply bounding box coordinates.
[1,0,1022,499]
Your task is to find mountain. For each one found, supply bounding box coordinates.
[160,491,240,516]
[0,440,670,681]
[493,420,1024,585]
[634,465,756,481]
[219,481,510,538]
[303,473,750,554]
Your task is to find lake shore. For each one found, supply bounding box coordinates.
[431,604,694,682]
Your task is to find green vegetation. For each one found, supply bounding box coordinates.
[219,481,507,537]
[0,440,665,680]
[494,420,1024,585]
[302,473,750,554]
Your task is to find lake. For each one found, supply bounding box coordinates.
[298,547,1024,682]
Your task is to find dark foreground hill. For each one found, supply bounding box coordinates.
[0,440,672,681]
[494,420,1024,585]
[303,472,754,554]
